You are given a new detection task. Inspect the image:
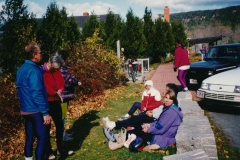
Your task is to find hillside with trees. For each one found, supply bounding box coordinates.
[171,5,240,44]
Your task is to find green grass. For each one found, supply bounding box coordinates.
[205,111,240,160]
[150,63,161,70]
[64,83,176,160]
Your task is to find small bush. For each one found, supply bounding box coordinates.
[189,52,202,62]
[67,29,125,102]
[0,73,25,159]
[161,53,174,63]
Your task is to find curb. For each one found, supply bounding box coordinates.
[163,92,218,160]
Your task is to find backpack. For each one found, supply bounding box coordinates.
[129,137,145,152]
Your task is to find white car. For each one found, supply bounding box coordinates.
[197,67,240,107]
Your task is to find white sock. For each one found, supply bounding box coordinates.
[184,87,188,91]
[124,113,129,117]
[25,157,33,160]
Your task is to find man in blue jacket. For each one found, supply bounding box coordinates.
[16,42,52,160]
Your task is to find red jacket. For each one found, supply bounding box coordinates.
[141,88,162,112]
[42,63,65,102]
[174,47,190,68]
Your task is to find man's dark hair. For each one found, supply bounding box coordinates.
[166,83,179,96]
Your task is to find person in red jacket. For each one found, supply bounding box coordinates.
[118,80,162,121]
[42,53,73,159]
[174,41,190,92]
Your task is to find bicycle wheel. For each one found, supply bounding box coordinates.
[128,66,133,77]
[132,70,137,82]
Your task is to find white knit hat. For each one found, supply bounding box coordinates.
[144,80,153,86]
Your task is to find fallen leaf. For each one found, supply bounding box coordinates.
[165,150,169,155]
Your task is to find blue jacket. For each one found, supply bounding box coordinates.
[16,60,49,116]
[148,104,183,148]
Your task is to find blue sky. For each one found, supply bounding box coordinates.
[0,0,240,20]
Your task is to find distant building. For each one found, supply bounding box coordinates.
[37,12,120,31]
[164,6,170,22]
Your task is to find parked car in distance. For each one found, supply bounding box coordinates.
[196,67,240,107]
[187,43,240,90]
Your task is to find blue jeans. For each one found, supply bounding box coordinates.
[23,112,48,160]
[128,102,142,116]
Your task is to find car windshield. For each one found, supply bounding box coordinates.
[205,46,240,60]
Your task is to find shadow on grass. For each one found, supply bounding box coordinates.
[64,110,100,151]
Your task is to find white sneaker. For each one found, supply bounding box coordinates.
[118,116,128,121]
[103,117,110,122]
[124,134,136,148]
[106,121,116,130]
[102,117,110,127]
[48,154,56,160]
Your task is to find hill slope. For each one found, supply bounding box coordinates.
[170,6,240,44]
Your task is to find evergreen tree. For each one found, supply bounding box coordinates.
[152,18,165,62]
[103,11,118,50]
[121,8,146,58]
[66,16,81,50]
[81,14,99,39]
[107,16,125,52]
[0,0,38,72]
[171,20,188,47]
[162,21,175,54]
[104,11,117,41]
[37,2,69,57]
[152,18,174,62]
[98,20,105,41]
[143,7,154,58]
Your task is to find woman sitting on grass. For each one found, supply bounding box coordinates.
[103,89,183,151]
[102,83,179,131]
[139,89,183,150]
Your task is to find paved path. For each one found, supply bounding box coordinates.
[150,63,180,92]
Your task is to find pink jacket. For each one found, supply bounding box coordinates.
[174,47,190,68]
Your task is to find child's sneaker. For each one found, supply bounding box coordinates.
[143,144,160,152]
[48,154,56,160]
[105,121,116,129]
[108,141,124,150]
[124,133,136,148]
[102,117,110,127]
[103,128,116,142]
[118,116,128,121]
[103,117,110,122]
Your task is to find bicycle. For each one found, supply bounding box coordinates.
[128,60,138,82]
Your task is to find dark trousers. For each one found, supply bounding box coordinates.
[46,101,63,151]
[127,129,153,145]
[23,112,48,160]
[128,102,141,115]
[115,114,155,130]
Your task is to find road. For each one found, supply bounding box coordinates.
[198,102,240,149]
